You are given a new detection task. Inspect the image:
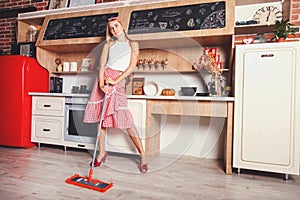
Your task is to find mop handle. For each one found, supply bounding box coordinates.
[91,93,108,170]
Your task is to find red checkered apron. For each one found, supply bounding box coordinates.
[83,67,135,129]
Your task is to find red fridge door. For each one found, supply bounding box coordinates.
[0,55,49,148]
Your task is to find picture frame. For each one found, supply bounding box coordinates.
[132,78,144,95]
[68,0,96,7]
[48,0,68,10]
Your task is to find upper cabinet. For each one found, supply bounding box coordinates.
[234,0,291,35]
[18,0,235,73]
[17,16,44,43]
[122,0,235,48]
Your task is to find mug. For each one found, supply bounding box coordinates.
[63,62,70,72]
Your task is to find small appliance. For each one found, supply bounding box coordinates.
[11,42,36,58]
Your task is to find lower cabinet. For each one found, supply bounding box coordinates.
[31,96,146,154]
[233,42,300,176]
[31,96,65,147]
[106,99,146,154]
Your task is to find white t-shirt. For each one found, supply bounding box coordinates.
[106,40,131,72]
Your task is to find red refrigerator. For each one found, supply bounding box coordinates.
[0,55,49,148]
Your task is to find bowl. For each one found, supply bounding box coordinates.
[181,87,197,96]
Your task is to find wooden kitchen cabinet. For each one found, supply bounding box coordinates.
[233,42,300,176]
[106,99,146,154]
[31,96,65,147]
[17,0,235,76]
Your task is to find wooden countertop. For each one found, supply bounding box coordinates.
[29,92,234,101]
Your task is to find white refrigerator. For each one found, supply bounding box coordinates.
[233,41,300,176]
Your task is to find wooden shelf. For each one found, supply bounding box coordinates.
[137,35,233,49]
[133,70,197,73]
[37,42,102,53]
[235,24,275,35]
[235,0,281,6]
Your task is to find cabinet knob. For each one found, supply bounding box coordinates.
[43,128,51,132]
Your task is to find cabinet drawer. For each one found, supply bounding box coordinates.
[32,96,65,116]
[31,116,64,142]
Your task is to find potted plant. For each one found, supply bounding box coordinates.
[273,20,296,42]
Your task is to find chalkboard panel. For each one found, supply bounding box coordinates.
[128,1,225,35]
[43,13,118,40]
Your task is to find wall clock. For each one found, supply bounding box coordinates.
[253,6,283,25]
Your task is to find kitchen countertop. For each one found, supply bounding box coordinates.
[29,92,234,101]
[128,95,234,101]
[28,92,90,98]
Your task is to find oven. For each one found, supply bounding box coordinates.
[64,97,97,144]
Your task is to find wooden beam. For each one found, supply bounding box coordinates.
[0,7,37,19]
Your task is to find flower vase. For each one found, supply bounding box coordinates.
[208,73,222,97]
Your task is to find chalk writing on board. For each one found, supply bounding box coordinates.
[128,1,225,34]
[43,13,118,40]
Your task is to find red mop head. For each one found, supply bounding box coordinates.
[66,174,113,193]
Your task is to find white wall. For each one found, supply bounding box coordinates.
[60,73,97,94]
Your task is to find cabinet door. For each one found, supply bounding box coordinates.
[241,49,293,166]
[31,116,64,143]
[106,99,146,154]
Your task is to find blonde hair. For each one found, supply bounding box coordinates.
[105,17,131,42]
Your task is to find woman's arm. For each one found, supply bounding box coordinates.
[98,42,110,93]
[106,41,139,85]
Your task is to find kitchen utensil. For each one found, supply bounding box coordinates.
[181,87,197,96]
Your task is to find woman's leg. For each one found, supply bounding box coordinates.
[127,126,146,166]
[96,126,107,161]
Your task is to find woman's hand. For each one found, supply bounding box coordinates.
[105,77,117,85]
[100,84,109,94]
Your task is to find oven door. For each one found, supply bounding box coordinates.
[64,104,97,144]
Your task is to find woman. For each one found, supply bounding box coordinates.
[83,17,148,173]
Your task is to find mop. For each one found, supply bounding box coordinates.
[66,94,113,192]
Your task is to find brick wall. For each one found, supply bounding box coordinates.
[292,0,300,38]
[0,0,300,54]
[0,0,49,54]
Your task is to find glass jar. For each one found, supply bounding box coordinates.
[208,73,222,97]
[26,27,38,42]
